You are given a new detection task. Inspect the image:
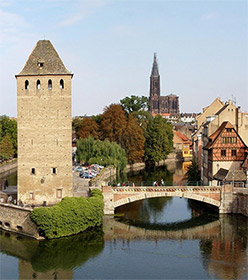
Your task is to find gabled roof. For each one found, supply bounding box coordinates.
[174,130,191,144]
[205,121,247,149]
[215,104,229,115]
[17,40,72,76]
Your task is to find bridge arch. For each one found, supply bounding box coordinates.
[113,191,220,210]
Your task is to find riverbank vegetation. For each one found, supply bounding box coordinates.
[30,189,104,239]
[73,95,173,166]
[0,116,17,161]
[185,157,201,184]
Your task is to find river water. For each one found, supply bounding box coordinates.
[0,163,247,279]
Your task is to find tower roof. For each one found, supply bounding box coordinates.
[151,53,159,77]
[16,40,72,76]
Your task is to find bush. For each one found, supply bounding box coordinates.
[30,189,104,239]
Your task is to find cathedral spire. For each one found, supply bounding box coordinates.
[151,52,159,77]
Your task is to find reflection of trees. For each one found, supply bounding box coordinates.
[0,227,104,278]
[115,197,173,223]
[126,165,173,185]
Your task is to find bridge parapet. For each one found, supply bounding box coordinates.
[103,185,222,214]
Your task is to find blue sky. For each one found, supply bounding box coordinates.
[0,0,247,117]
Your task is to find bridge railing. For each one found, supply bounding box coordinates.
[109,181,202,187]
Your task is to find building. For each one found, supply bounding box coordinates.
[149,53,179,116]
[192,98,248,178]
[203,121,247,184]
[16,40,73,206]
[173,131,192,160]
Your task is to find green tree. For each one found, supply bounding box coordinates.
[0,134,14,160]
[120,95,149,114]
[78,117,99,140]
[0,116,17,156]
[144,115,173,163]
[185,157,201,184]
[76,136,127,171]
[131,110,153,131]
[100,104,127,143]
[121,114,145,163]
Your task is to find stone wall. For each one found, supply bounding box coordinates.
[0,203,41,239]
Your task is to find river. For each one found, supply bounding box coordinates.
[0,163,247,279]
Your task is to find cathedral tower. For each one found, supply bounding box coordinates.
[16,40,73,206]
[149,53,160,113]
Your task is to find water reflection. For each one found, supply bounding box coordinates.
[0,213,247,280]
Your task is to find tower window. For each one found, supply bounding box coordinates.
[31,168,36,175]
[48,79,52,90]
[60,79,64,89]
[25,80,29,90]
[52,167,57,175]
[30,192,34,199]
[36,80,41,90]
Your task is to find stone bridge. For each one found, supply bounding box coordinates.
[102,184,248,215]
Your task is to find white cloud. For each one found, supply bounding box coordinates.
[202,12,218,21]
[58,0,112,27]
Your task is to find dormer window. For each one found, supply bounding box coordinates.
[48,79,52,90]
[38,62,44,68]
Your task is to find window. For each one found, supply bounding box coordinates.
[36,80,41,90]
[48,79,52,89]
[56,189,62,199]
[31,168,35,175]
[221,150,226,157]
[30,192,34,199]
[226,128,232,132]
[221,137,237,144]
[60,79,64,89]
[38,62,44,68]
[52,167,57,175]
[231,150,237,156]
[25,80,29,90]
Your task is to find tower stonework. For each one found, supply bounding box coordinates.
[149,53,179,116]
[16,40,73,206]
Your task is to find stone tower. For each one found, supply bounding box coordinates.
[149,53,160,114]
[16,40,73,206]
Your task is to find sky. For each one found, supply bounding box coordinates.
[0,0,247,117]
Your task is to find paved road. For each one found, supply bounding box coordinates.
[72,171,90,197]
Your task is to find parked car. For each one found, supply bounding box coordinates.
[76,166,83,172]
[79,172,93,179]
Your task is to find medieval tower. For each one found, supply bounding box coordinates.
[149,53,179,115]
[16,40,73,206]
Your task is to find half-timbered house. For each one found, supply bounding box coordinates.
[204,121,247,183]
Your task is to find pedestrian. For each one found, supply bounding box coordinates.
[122,182,125,187]
[153,181,157,186]
[7,195,12,204]
[161,178,164,186]
[132,182,135,187]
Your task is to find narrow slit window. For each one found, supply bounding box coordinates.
[25,80,29,90]
[36,80,41,90]
[56,189,62,199]
[60,79,64,89]
[31,168,36,175]
[48,79,52,90]
[52,167,57,175]
[30,192,34,199]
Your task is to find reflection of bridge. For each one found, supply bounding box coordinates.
[103,216,221,241]
[102,184,247,215]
